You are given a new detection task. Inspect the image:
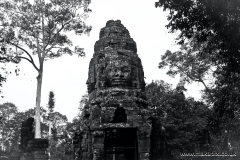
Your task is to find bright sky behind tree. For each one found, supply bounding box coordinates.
[1,0,203,121]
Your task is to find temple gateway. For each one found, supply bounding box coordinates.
[78,20,152,160]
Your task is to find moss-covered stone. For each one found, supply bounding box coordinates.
[78,20,152,160]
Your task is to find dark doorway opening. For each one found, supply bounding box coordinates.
[110,107,127,123]
[104,128,138,160]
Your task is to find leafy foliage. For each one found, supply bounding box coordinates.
[146,81,210,159]
[0,0,92,60]
[0,40,20,96]
[0,0,92,138]
[0,103,46,154]
[0,102,73,158]
[155,0,240,99]
[46,111,70,159]
[155,0,240,69]
[48,91,55,113]
[0,102,19,154]
[159,38,216,92]
[156,0,240,157]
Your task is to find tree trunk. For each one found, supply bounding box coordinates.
[48,121,52,159]
[35,70,43,138]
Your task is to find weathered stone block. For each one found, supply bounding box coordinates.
[93,144,104,149]
[139,139,151,153]
[139,153,150,160]
[27,139,49,151]
[20,152,33,160]
[32,151,48,160]
[8,155,20,160]
[82,152,88,158]
[82,139,88,151]
[20,117,34,152]
[93,136,104,144]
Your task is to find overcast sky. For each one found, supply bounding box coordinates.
[1,0,204,121]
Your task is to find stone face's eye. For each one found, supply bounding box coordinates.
[101,68,104,74]
[122,67,129,72]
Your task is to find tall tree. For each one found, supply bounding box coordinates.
[0,0,91,138]
[155,0,240,97]
[155,0,240,154]
[155,0,240,69]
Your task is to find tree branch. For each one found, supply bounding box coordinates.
[18,56,39,71]
[45,17,53,50]
[198,78,211,93]
[36,37,42,65]
[174,63,210,91]
[8,41,32,62]
[44,16,76,54]
[7,41,39,71]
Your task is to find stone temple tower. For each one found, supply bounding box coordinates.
[80,20,152,160]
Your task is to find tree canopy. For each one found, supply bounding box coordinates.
[0,0,92,138]
[146,81,210,159]
[0,102,73,158]
[158,39,216,92]
[155,0,240,74]
[156,0,240,157]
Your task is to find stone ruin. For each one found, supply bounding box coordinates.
[19,117,49,160]
[20,117,35,151]
[78,20,152,160]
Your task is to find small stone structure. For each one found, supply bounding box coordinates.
[79,20,152,160]
[19,117,49,160]
[20,117,35,152]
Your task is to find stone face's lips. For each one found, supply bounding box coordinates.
[110,78,128,82]
[111,80,128,86]
[111,78,127,81]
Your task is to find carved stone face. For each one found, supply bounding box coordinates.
[106,59,132,87]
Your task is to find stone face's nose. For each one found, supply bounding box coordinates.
[113,68,124,78]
